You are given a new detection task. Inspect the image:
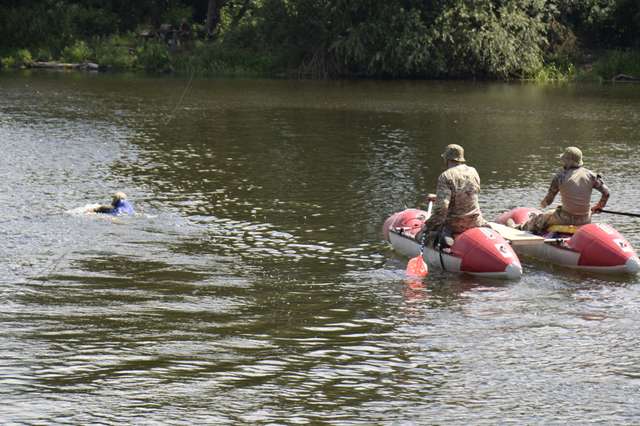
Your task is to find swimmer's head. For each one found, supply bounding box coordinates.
[111,191,127,206]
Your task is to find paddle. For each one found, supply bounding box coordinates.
[406,252,429,277]
[405,196,435,278]
[600,209,640,218]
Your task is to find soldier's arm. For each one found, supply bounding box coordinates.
[423,175,451,231]
[591,173,610,212]
[540,173,560,208]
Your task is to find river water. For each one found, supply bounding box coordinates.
[1,71,640,424]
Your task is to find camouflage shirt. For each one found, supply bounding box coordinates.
[541,166,609,216]
[424,164,486,234]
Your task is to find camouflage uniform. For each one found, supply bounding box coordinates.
[522,147,610,234]
[423,163,487,235]
[419,144,486,244]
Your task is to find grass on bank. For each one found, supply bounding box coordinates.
[584,50,640,81]
[1,34,275,77]
[526,50,640,83]
[2,34,640,83]
[530,62,576,83]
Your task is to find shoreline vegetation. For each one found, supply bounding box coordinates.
[1,1,639,83]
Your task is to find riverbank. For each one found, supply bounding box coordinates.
[0,36,276,78]
[3,0,639,83]
[2,36,640,83]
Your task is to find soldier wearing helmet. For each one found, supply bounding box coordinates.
[418,144,487,245]
[92,191,135,216]
[520,147,609,234]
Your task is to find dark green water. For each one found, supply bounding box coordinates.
[2,71,640,424]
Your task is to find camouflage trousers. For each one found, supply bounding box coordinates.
[522,206,591,234]
[418,215,487,247]
[446,214,487,235]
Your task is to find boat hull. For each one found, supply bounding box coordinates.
[385,209,522,279]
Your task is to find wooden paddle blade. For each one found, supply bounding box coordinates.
[406,255,429,277]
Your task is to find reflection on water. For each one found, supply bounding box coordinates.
[2,71,640,423]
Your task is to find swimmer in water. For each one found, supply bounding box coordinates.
[91,191,135,216]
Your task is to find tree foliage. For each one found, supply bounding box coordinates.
[0,0,638,78]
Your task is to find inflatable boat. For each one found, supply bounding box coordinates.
[383,208,522,279]
[494,207,640,274]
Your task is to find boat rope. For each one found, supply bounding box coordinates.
[437,227,446,271]
[165,67,196,125]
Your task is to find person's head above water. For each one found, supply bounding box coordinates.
[111,191,127,206]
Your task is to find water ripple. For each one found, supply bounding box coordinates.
[2,74,640,424]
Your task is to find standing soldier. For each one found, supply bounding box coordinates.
[520,146,610,234]
[419,144,487,246]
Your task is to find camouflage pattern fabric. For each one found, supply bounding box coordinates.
[423,164,486,235]
[522,206,591,234]
[523,166,610,234]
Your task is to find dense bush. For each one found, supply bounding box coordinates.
[589,50,640,80]
[0,1,120,54]
[137,41,172,73]
[93,35,137,70]
[244,0,550,78]
[172,40,275,76]
[61,40,92,63]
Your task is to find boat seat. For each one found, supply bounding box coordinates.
[546,224,581,234]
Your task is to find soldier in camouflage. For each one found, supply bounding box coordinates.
[419,144,487,245]
[521,147,610,234]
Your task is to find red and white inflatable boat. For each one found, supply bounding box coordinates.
[383,208,523,279]
[495,207,640,274]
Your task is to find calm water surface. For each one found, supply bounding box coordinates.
[1,71,640,424]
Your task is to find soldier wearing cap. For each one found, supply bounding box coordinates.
[92,191,135,216]
[520,146,609,234]
[418,144,487,245]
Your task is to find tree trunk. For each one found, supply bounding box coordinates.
[206,0,226,37]
[151,0,167,29]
